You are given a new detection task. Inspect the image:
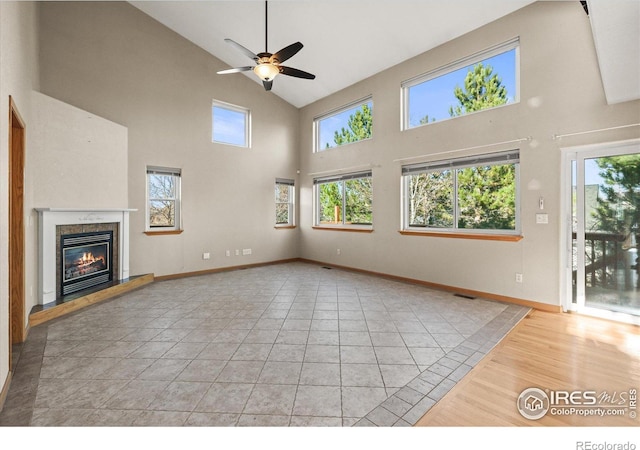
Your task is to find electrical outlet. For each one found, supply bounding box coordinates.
[225,250,231,257]
[202,252,210,260]
[337,249,341,255]
[536,213,549,224]
[515,273,523,283]
[242,248,252,255]
[235,249,240,256]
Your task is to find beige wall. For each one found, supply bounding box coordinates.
[37,1,301,278]
[31,92,129,209]
[2,1,639,401]
[298,1,640,306]
[0,1,40,398]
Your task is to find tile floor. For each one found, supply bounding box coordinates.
[0,262,529,427]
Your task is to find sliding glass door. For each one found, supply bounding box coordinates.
[565,140,639,322]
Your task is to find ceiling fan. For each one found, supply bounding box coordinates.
[217,1,316,91]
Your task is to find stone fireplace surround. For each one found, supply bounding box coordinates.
[36,208,135,305]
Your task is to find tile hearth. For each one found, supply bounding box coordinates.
[0,262,529,427]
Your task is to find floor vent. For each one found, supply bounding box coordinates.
[454,293,476,300]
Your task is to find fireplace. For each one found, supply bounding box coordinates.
[36,208,135,305]
[61,231,113,296]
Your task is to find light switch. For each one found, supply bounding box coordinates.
[536,213,549,224]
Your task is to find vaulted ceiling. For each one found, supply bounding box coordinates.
[129,0,640,109]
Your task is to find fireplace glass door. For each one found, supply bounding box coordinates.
[61,231,113,296]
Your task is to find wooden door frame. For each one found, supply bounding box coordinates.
[8,95,26,370]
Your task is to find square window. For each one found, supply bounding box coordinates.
[146,166,181,231]
[315,171,372,227]
[402,39,519,129]
[212,100,250,147]
[314,97,373,152]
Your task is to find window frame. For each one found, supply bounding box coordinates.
[146,166,182,233]
[275,178,295,228]
[313,96,373,152]
[401,150,521,236]
[401,38,520,131]
[313,170,373,230]
[212,99,251,148]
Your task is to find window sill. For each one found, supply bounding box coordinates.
[144,229,184,236]
[313,226,373,233]
[398,230,522,242]
[274,225,296,229]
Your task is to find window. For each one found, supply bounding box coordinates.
[275,178,295,227]
[402,39,519,130]
[212,100,250,147]
[314,171,373,228]
[146,166,181,231]
[402,150,519,234]
[314,97,373,151]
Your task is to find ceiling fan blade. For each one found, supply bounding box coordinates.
[279,66,316,80]
[263,80,273,91]
[217,66,254,74]
[271,42,303,64]
[224,38,259,62]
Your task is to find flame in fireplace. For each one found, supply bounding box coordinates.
[78,252,104,266]
[65,248,107,280]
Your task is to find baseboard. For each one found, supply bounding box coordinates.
[0,371,12,414]
[153,258,300,282]
[127,257,561,313]
[298,258,562,313]
[29,274,155,327]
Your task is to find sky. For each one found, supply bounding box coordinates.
[585,158,603,186]
[212,106,247,146]
[575,158,616,186]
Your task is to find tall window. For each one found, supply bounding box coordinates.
[212,100,250,147]
[146,166,181,231]
[275,178,295,227]
[314,97,373,152]
[402,39,519,130]
[402,151,519,233]
[314,171,373,228]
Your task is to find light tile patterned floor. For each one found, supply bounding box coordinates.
[0,262,528,427]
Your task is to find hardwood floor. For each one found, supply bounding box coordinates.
[416,310,640,426]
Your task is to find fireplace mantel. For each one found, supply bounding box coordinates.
[36,208,136,305]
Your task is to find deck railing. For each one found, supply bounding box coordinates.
[573,232,639,290]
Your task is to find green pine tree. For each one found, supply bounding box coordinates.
[419,115,436,125]
[457,164,516,230]
[593,155,640,236]
[449,63,508,117]
[332,103,373,146]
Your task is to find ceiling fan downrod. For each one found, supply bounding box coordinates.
[264,1,269,53]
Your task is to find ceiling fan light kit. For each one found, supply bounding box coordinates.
[217,1,315,91]
[254,60,279,81]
